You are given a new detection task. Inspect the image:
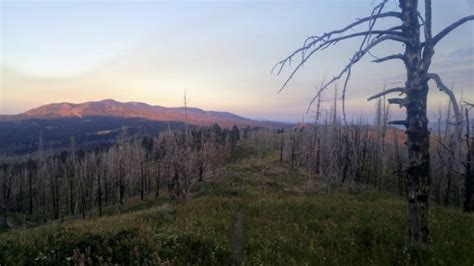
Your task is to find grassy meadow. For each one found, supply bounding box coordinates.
[1,149,473,265]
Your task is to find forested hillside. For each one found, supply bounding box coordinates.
[1,122,473,264]
[1,134,473,265]
[0,116,188,155]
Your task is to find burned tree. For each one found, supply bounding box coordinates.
[274,0,473,245]
[464,102,474,212]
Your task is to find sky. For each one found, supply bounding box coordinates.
[1,0,473,122]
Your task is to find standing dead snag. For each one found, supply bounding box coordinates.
[274,0,473,245]
[464,102,474,212]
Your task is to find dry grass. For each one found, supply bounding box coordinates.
[1,151,473,265]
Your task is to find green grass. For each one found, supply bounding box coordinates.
[1,151,473,265]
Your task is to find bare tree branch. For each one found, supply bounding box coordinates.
[388,120,407,126]
[340,67,351,123]
[341,1,390,124]
[274,1,405,124]
[424,0,432,40]
[388,98,405,107]
[272,12,402,76]
[276,34,406,96]
[273,30,407,80]
[302,11,402,47]
[368,87,405,101]
[375,25,403,38]
[305,34,405,108]
[323,30,404,45]
[428,73,465,186]
[427,73,462,123]
[431,15,474,46]
[372,54,406,63]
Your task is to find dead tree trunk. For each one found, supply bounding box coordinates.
[275,0,473,246]
[464,107,474,212]
[155,165,161,198]
[279,136,284,164]
[119,165,125,206]
[400,0,431,244]
[198,160,204,182]
[97,170,103,217]
[28,167,33,215]
[140,161,145,201]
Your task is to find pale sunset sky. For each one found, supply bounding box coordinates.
[1,0,473,122]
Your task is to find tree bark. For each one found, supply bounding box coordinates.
[443,169,452,206]
[279,136,284,164]
[401,0,431,245]
[140,161,145,201]
[28,170,33,215]
[155,166,161,199]
[198,162,204,182]
[97,170,102,217]
[464,108,474,212]
[1,207,7,230]
[119,158,125,206]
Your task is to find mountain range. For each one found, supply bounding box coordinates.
[0,99,290,155]
[0,99,287,128]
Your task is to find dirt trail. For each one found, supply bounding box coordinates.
[232,209,244,265]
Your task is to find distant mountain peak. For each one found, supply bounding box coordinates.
[3,99,289,128]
